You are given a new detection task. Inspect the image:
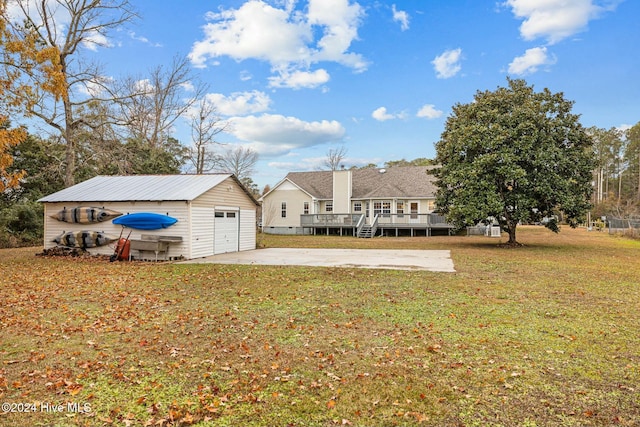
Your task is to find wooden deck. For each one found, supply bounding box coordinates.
[300,213,455,237]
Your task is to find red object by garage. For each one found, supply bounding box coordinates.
[115,238,130,260]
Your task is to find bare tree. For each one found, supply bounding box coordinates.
[188,98,228,174]
[115,55,206,149]
[2,0,138,186]
[324,146,347,170]
[216,146,258,181]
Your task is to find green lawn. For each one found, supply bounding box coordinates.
[1,226,638,426]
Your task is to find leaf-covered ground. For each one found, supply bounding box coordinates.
[1,227,638,426]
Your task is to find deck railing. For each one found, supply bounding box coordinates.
[300,213,363,226]
[300,213,452,228]
[376,213,451,227]
[370,214,379,235]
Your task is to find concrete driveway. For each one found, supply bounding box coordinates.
[181,248,455,272]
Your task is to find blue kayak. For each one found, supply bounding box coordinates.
[112,212,178,230]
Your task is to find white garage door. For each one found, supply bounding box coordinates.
[214,211,239,254]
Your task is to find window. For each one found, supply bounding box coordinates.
[373,201,391,216]
[226,212,236,218]
[373,201,382,215]
[427,200,436,212]
[281,202,287,218]
[303,201,309,214]
[215,212,224,218]
[325,202,333,212]
[353,202,362,212]
[397,201,405,216]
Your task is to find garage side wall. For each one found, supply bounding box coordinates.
[43,201,190,258]
[191,177,257,256]
[239,209,256,251]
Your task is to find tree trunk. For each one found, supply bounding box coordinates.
[507,225,518,245]
[63,96,75,187]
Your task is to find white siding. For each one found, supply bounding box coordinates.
[43,201,190,259]
[190,206,214,258]
[239,209,256,251]
[192,176,257,256]
[42,175,257,259]
[261,185,311,228]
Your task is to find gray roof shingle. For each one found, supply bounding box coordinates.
[285,166,438,199]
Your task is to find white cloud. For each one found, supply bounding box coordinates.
[180,81,196,92]
[508,46,557,75]
[268,68,330,89]
[128,31,163,48]
[269,155,380,171]
[392,4,410,31]
[76,76,112,97]
[82,30,113,51]
[308,0,368,70]
[372,107,406,122]
[189,1,310,67]
[228,114,346,156]
[372,107,394,121]
[204,91,272,116]
[432,48,463,79]
[189,0,368,88]
[504,0,620,44]
[134,79,154,94]
[416,104,443,119]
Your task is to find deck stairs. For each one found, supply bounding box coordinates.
[357,224,374,238]
[357,215,378,238]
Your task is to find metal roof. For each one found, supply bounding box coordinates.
[38,174,237,202]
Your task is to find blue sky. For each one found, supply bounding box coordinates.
[18,1,640,189]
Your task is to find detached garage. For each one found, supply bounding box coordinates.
[38,174,259,260]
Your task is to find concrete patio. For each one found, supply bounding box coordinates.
[180,248,455,272]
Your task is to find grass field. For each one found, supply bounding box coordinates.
[1,226,638,426]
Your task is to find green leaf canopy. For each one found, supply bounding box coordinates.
[434,78,595,244]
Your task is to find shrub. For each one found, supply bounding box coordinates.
[0,201,43,247]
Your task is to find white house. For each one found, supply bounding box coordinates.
[260,166,453,237]
[38,174,259,259]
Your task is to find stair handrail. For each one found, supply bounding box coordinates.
[356,214,366,237]
[370,214,379,237]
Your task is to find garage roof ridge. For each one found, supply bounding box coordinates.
[38,174,238,203]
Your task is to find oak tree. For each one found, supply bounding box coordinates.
[435,78,595,245]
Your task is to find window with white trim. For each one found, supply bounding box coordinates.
[373,201,381,216]
[303,201,309,214]
[325,202,333,212]
[281,202,287,218]
[374,201,391,216]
